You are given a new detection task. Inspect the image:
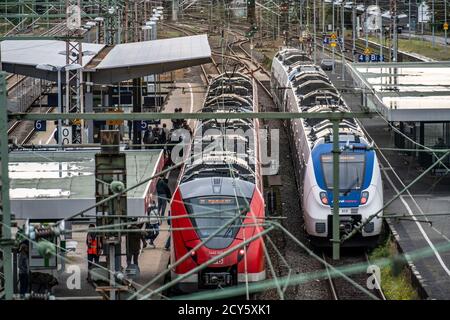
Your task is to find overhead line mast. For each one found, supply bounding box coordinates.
[66,0,84,144]
[389,0,398,62]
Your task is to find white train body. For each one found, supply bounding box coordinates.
[270,48,383,247]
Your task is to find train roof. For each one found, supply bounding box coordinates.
[275,48,311,66]
[274,48,367,148]
[181,73,257,185]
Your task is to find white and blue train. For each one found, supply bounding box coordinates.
[270,48,383,247]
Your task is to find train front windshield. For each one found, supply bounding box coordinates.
[185,197,248,243]
[321,153,366,191]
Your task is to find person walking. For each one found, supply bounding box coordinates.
[152,124,161,139]
[159,125,167,145]
[126,224,145,269]
[172,108,180,130]
[156,178,172,217]
[146,203,160,248]
[86,224,102,282]
[177,108,184,129]
[182,120,193,137]
[162,123,170,142]
[143,127,154,149]
[18,241,29,296]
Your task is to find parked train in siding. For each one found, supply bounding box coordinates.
[169,73,266,292]
[270,48,383,247]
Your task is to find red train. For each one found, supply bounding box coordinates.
[169,73,266,292]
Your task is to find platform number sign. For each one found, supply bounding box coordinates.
[358,54,384,63]
[140,121,148,131]
[139,120,161,130]
[34,120,46,132]
[61,126,73,145]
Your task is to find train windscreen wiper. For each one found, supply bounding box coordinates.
[342,175,360,196]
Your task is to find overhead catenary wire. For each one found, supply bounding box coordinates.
[5,12,450,301]
[174,236,450,300]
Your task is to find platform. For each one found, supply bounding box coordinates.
[52,222,170,300]
[348,61,450,122]
[323,53,450,299]
[8,149,165,220]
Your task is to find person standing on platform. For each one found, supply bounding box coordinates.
[126,224,146,269]
[182,120,193,137]
[172,108,180,130]
[146,203,160,248]
[18,242,29,296]
[156,178,172,217]
[86,224,102,282]
[162,123,170,142]
[143,128,153,149]
[159,124,167,145]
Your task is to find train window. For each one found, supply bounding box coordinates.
[299,66,318,73]
[184,197,249,245]
[320,153,366,192]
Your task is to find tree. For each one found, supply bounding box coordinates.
[426,0,450,25]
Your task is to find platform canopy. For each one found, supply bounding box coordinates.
[8,149,164,220]
[0,34,212,84]
[349,61,450,122]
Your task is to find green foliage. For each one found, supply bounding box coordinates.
[425,1,450,24]
[368,35,450,60]
[369,237,419,300]
[397,38,450,60]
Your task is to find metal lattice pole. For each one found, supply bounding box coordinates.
[313,0,317,64]
[341,2,345,81]
[66,0,83,143]
[352,1,356,60]
[445,0,448,47]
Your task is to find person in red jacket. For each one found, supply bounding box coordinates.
[86,224,102,282]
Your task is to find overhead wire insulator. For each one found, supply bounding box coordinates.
[36,240,57,259]
[35,227,55,239]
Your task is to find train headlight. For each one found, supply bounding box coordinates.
[189,249,198,263]
[360,191,369,205]
[238,249,245,256]
[319,192,328,205]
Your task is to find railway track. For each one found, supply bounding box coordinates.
[164,22,273,100]
[127,20,396,300]
[322,252,386,300]
[226,34,273,99]
[8,106,55,145]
